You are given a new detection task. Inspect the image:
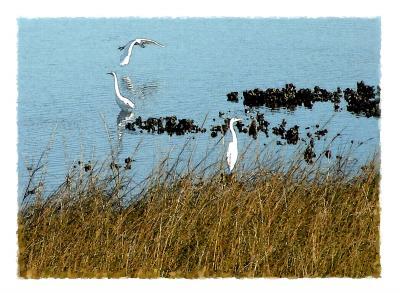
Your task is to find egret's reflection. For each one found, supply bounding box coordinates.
[117,110,135,142]
[122,76,160,99]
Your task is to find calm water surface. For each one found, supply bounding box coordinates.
[18,18,381,197]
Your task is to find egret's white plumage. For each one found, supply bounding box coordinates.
[227,118,242,172]
[119,38,164,66]
[107,72,135,112]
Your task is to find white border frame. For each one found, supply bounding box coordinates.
[2,0,399,292]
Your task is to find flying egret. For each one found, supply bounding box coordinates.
[107,72,135,112]
[118,38,165,66]
[227,118,242,172]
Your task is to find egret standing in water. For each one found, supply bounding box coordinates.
[119,38,165,66]
[227,118,242,172]
[107,72,135,112]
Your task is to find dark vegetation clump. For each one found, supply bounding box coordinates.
[210,116,269,140]
[314,129,328,140]
[125,116,207,136]
[272,119,287,138]
[285,125,300,145]
[230,81,379,118]
[227,91,239,102]
[272,119,300,145]
[343,81,380,117]
[304,138,316,164]
[255,112,270,137]
[248,119,258,139]
[242,83,340,110]
[210,118,229,136]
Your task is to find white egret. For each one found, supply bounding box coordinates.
[119,38,165,66]
[107,72,135,112]
[227,118,242,172]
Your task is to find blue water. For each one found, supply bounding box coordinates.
[18,18,381,197]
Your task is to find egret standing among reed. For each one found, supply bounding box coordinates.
[227,118,242,172]
[107,72,135,112]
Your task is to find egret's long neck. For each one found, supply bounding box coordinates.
[113,74,122,98]
[230,121,237,144]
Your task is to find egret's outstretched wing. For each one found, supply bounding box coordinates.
[120,40,136,66]
[138,38,165,47]
[118,40,133,51]
[122,76,134,90]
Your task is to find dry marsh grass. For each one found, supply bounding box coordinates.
[18,145,380,278]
